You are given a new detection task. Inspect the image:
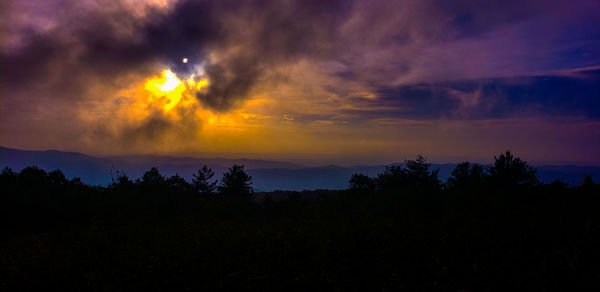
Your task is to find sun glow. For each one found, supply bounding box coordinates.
[158,70,180,92]
[117,68,267,132]
[96,66,307,154]
[143,70,181,110]
[81,65,348,156]
[141,69,210,112]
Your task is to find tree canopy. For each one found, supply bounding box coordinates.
[218,164,253,197]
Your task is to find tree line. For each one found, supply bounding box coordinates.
[1,151,599,290]
[1,151,596,197]
[349,151,545,193]
[1,164,255,197]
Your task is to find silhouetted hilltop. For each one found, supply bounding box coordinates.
[1,146,598,190]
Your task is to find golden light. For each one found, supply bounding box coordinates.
[159,70,181,92]
[187,77,209,90]
[108,67,283,153]
[143,69,186,111]
[182,57,188,63]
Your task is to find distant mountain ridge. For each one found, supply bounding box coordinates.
[1,146,598,191]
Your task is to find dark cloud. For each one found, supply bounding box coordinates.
[1,0,353,111]
[190,0,351,111]
[441,0,554,38]
[1,0,599,161]
[118,106,203,147]
[3,0,598,111]
[196,59,261,111]
[341,69,600,121]
[122,115,173,143]
[2,0,218,99]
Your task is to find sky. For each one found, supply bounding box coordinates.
[1,0,599,165]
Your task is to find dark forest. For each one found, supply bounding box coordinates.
[1,151,599,290]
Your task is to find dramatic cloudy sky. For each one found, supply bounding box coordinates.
[1,0,599,165]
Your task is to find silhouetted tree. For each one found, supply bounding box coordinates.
[166,173,192,192]
[114,172,133,187]
[446,162,485,190]
[1,167,16,177]
[582,174,594,187]
[488,151,538,187]
[3,159,600,290]
[376,165,406,191]
[404,154,440,190]
[376,155,440,192]
[349,173,375,193]
[218,165,253,197]
[69,177,85,186]
[48,169,68,186]
[192,165,217,194]
[109,172,135,193]
[580,174,597,193]
[0,167,18,194]
[0,167,17,185]
[546,179,568,191]
[141,167,165,186]
[18,166,48,185]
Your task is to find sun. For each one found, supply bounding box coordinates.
[144,69,186,111]
[140,69,211,112]
[159,70,181,92]
[145,69,181,93]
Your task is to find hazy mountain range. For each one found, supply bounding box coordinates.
[1,146,598,191]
